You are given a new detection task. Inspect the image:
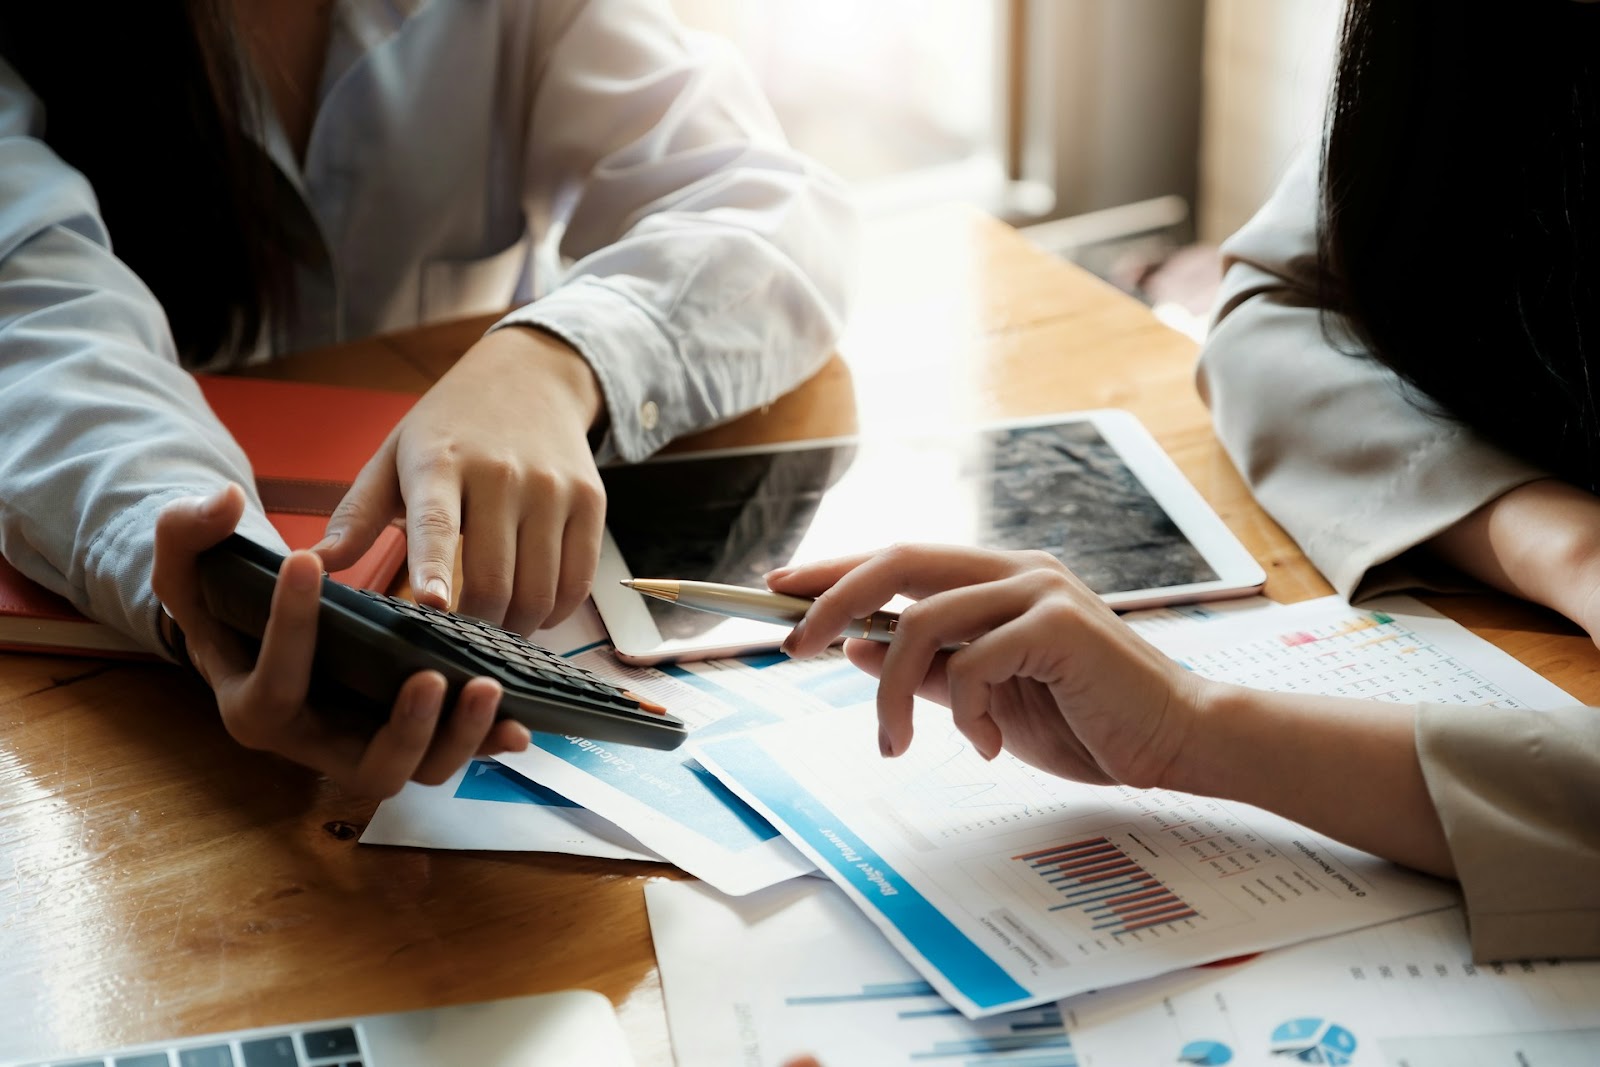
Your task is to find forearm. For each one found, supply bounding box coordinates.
[1169,681,1454,877]
[0,175,271,646]
[513,0,858,463]
[1426,477,1600,629]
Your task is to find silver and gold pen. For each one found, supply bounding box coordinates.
[620,578,901,643]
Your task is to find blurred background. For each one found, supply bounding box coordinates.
[671,0,1342,339]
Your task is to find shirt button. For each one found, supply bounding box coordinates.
[639,400,660,431]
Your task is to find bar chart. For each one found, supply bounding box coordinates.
[1016,835,1201,937]
[785,981,1073,1065]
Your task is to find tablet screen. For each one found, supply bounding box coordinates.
[599,417,1225,644]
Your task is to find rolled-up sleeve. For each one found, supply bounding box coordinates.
[1198,150,1545,600]
[0,58,281,653]
[495,0,858,463]
[1416,701,1600,960]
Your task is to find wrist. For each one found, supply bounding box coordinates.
[1157,678,1264,799]
[492,325,605,431]
[1430,478,1600,625]
[157,605,202,678]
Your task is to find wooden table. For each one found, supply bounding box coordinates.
[2,207,1597,1063]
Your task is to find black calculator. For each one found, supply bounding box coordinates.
[195,534,688,751]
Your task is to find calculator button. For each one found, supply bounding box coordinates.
[622,691,669,715]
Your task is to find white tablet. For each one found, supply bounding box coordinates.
[592,410,1265,664]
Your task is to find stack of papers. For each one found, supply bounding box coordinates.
[361,596,1598,1065]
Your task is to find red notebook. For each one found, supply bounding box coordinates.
[0,375,418,657]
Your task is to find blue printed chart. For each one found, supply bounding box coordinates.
[785,981,1072,1065]
[494,644,822,894]
[646,877,1078,1067]
[1178,1040,1234,1066]
[1268,1018,1357,1065]
[454,759,578,807]
[1063,909,1600,1067]
[358,759,659,860]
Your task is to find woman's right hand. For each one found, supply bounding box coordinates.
[151,483,529,796]
[769,544,1211,790]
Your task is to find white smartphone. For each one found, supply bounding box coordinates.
[592,410,1265,665]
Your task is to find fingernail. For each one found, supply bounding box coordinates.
[424,577,450,605]
[765,566,791,582]
[199,487,228,517]
[785,617,809,653]
[311,530,341,555]
[878,726,894,758]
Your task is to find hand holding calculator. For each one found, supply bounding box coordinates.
[195,534,687,753]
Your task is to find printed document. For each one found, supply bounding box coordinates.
[361,597,1275,865]
[360,759,660,862]
[695,598,1569,1017]
[646,877,1075,1067]
[1064,907,1600,1066]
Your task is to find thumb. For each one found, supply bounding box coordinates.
[313,438,403,570]
[152,482,249,622]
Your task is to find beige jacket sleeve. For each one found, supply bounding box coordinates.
[1201,152,1600,960]
[1417,702,1600,960]
[1198,150,1547,601]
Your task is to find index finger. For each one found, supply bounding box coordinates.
[401,464,463,610]
[783,544,1024,657]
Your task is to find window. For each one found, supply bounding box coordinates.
[671,0,1016,215]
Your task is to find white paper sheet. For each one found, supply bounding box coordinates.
[645,877,1075,1067]
[1064,907,1600,1066]
[363,605,660,861]
[364,595,1279,867]
[1121,595,1285,636]
[360,759,660,861]
[1153,595,1579,710]
[693,597,1568,1017]
[494,648,905,895]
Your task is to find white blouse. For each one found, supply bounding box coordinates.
[0,0,857,649]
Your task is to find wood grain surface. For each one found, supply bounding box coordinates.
[2,206,1595,1064]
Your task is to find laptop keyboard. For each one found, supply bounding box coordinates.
[28,1025,362,1067]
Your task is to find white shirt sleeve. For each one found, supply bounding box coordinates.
[0,57,282,652]
[494,0,859,463]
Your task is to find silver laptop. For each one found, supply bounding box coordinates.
[2,991,635,1067]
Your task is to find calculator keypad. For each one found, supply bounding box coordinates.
[357,591,668,716]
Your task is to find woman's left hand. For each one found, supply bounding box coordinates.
[315,327,608,635]
[769,544,1208,789]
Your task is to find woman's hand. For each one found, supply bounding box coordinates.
[152,484,529,795]
[773,544,1457,875]
[315,327,608,635]
[769,544,1209,789]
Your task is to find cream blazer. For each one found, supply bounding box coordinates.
[1199,150,1600,961]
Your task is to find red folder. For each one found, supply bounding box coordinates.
[0,375,417,657]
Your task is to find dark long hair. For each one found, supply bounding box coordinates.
[0,2,294,364]
[1320,0,1600,490]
